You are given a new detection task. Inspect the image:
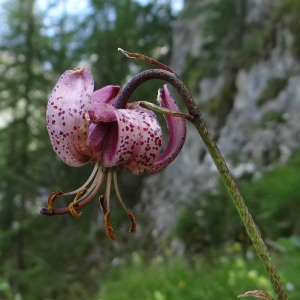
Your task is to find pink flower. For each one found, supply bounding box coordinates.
[42,67,186,240]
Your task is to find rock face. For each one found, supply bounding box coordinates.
[138,0,300,239]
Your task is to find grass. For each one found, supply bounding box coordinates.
[97,248,300,300]
[98,149,300,300]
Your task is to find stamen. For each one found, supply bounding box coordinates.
[48,191,63,213]
[63,163,100,196]
[99,195,107,214]
[103,170,116,240]
[128,211,137,233]
[41,165,107,216]
[68,202,82,218]
[68,189,87,217]
[75,166,105,204]
[104,212,116,241]
[113,169,137,234]
[105,171,112,212]
[74,189,87,201]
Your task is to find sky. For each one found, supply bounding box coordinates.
[0,0,184,128]
[0,0,184,35]
[34,0,184,40]
[36,0,184,18]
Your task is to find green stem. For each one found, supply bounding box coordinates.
[191,114,287,300]
[114,69,288,300]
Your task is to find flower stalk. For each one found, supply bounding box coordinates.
[115,51,288,300]
[42,48,288,299]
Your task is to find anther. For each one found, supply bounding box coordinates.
[128,211,137,233]
[47,191,63,213]
[68,202,82,218]
[104,212,116,241]
[74,188,87,202]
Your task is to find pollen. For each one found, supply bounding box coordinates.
[68,202,82,218]
[47,191,63,213]
[104,212,116,241]
[128,211,137,233]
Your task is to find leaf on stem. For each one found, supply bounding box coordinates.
[238,290,274,300]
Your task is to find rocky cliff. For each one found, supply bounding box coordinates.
[138,0,300,243]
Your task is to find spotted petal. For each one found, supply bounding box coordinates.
[46,68,94,167]
[88,85,122,159]
[89,103,163,174]
[91,85,121,104]
[149,84,186,173]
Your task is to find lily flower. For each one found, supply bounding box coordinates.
[41,67,186,240]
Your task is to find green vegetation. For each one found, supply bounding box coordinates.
[98,249,300,300]
[230,30,268,70]
[204,80,235,128]
[240,150,300,238]
[1,0,299,299]
[257,78,289,107]
[181,55,219,94]
[205,83,234,115]
[258,110,286,129]
[175,149,300,249]
[279,0,300,56]
[0,0,173,299]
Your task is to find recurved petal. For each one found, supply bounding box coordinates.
[46,68,94,167]
[122,109,163,174]
[148,84,186,173]
[91,85,121,104]
[89,102,118,123]
[88,103,118,159]
[88,102,162,174]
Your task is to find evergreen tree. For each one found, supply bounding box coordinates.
[0,0,174,298]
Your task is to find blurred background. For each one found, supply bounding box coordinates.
[0,0,300,299]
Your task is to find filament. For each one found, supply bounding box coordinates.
[113,169,137,233]
[103,171,115,240]
[63,162,100,196]
[104,170,113,212]
[42,165,106,216]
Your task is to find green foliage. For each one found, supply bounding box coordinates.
[240,150,300,238]
[77,0,173,90]
[181,0,291,87]
[257,78,289,107]
[174,184,241,251]
[1,0,299,299]
[182,55,219,93]
[175,149,300,250]
[204,80,235,128]
[0,278,15,300]
[258,110,286,128]
[201,0,247,48]
[179,0,248,94]
[230,31,265,70]
[273,236,300,252]
[228,150,241,167]
[0,0,173,299]
[279,0,300,57]
[0,207,102,299]
[98,250,300,300]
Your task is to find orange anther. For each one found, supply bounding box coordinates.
[68,202,82,218]
[128,211,137,233]
[47,191,63,213]
[104,212,116,241]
